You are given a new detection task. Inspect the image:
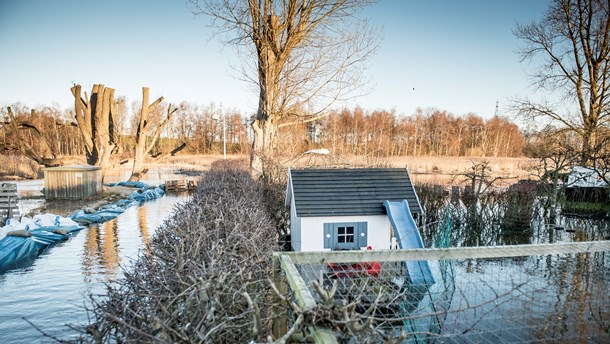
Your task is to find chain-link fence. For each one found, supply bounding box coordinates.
[273,241,610,343]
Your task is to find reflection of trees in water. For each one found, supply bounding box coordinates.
[101,220,120,275]
[81,205,155,280]
[442,252,609,341]
[416,184,609,340]
[535,252,609,340]
[81,220,120,279]
[138,206,151,255]
[417,184,610,247]
[82,224,100,280]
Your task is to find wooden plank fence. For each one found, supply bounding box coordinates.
[0,183,20,221]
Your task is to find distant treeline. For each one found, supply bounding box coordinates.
[1,103,527,159]
[278,107,525,158]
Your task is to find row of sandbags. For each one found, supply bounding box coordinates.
[0,182,166,272]
[70,182,165,225]
[0,214,84,272]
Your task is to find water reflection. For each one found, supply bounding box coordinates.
[0,194,187,343]
[82,220,120,279]
[444,251,609,341]
[102,220,120,275]
[420,188,610,248]
[138,205,150,253]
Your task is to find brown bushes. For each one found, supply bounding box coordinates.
[0,154,42,179]
[83,159,278,342]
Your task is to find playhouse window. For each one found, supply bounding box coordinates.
[324,222,367,250]
[337,226,355,243]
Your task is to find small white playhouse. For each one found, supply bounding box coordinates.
[285,168,422,252]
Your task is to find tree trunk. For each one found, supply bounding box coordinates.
[580,121,597,166]
[71,84,117,173]
[251,117,277,178]
[129,87,179,182]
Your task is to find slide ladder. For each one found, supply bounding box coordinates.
[384,200,434,286]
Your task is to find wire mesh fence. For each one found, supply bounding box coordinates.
[274,241,610,343]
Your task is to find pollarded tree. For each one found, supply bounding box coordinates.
[129,87,186,182]
[513,0,610,164]
[71,84,119,171]
[190,0,380,176]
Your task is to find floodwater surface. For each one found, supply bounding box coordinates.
[0,174,190,343]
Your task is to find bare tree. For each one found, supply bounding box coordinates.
[70,84,119,171]
[513,0,610,164]
[3,107,65,167]
[527,127,580,212]
[129,87,186,181]
[588,128,610,184]
[190,0,380,175]
[455,160,503,202]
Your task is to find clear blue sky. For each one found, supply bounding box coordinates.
[0,0,549,118]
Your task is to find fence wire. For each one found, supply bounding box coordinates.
[278,241,610,343]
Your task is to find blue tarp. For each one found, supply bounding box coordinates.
[71,185,164,225]
[0,181,165,273]
[0,236,44,271]
[106,181,152,189]
[129,187,165,202]
[0,223,84,272]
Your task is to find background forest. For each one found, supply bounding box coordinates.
[0,102,529,177]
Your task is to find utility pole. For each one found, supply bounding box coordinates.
[213,103,226,160]
[221,104,226,160]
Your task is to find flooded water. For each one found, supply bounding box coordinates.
[0,169,193,343]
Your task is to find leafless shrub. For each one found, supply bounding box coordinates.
[0,154,42,179]
[80,159,278,343]
[259,156,291,245]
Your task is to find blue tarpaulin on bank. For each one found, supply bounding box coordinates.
[70,184,164,225]
[0,223,84,272]
[0,182,165,273]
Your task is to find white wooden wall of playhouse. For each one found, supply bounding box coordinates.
[289,200,392,252]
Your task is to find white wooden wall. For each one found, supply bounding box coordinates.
[291,211,391,252]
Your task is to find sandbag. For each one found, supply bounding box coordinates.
[6,229,32,238]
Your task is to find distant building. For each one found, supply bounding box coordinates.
[565,166,609,203]
[567,166,608,188]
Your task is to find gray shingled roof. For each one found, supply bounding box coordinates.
[287,168,422,217]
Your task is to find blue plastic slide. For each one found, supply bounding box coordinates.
[384,200,435,286]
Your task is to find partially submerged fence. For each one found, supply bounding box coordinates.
[0,183,20,223]
[273,241,610,343]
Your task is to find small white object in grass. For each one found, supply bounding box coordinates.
[303,148,330,155]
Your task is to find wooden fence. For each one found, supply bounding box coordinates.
[0,183,20,222]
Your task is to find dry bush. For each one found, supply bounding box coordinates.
[81,159,278,343]
[0,154,42,179]
[259,157,291,247]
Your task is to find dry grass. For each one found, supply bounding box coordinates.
[0,153,536,188]
[0,155,43,179]
[276,154,537,186]
[154,154,245,170]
